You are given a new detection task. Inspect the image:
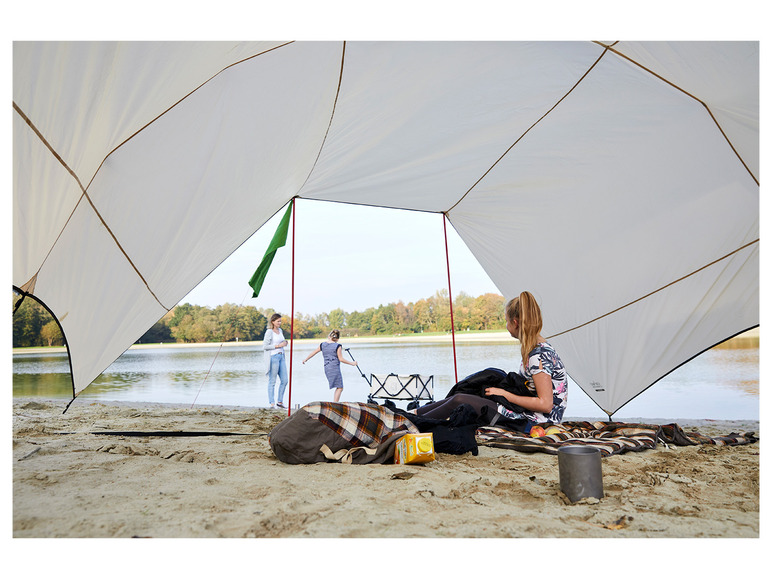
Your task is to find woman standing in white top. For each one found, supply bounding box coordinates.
[263,313,289,408]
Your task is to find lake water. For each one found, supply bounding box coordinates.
[12,339,759,420]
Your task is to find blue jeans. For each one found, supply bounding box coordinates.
[268,352,288,406]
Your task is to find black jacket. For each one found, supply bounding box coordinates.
[446,367,531,413]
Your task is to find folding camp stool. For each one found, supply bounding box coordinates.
[367,374,434,408]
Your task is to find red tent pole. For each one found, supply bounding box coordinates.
[443,213,458,384]
[288,197,296,416]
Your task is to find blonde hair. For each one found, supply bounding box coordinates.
[505,291,543,369]
[328,329,340,341]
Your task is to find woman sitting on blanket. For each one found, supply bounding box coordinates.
[415,291,568,432]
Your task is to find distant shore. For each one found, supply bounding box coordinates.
[13,327,759,355]
[14,329,515,354]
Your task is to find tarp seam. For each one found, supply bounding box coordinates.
[80,193,168,308]
[76,41,297,311]
[13,103,88,290]
[446,44,610,214]
[13,103,169,310]
[83,41,296,192]
[14,42,297,314]
[597,41,759,186]
[295,41,346,196]
[294,196,441,215]
[189,37,343,309]
[547,238,759,341]
[13,102,87,192]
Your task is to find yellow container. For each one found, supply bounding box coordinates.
[394,433,435,464]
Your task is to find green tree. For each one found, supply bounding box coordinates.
[289,313,312,339]
[214,303,260,342]
[238,306,267,341]
[12,295,49,347]
[328,307,346,330]
[137,319,173,343]
[412,298,433,332]
[40,320,64,347]
[393,300,413,332]
[169,303,195,329]
[371,304,397,334]
[432,289,451,332]
[472,293,506,330]
[452,291,475,331]
[194,310,219,342]
[347,307,374,335]
[170,308,197,342]
[14,288,507,348]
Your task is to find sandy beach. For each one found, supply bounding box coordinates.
[12,396,760,542]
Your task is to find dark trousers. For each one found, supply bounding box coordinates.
[416,393,498,422]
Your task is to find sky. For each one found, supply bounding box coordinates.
[181,199,502,316]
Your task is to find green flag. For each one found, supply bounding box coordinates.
[248,200,293,299]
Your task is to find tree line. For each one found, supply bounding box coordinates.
[12,290,507,348]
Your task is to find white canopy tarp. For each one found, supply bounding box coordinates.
[13,41,758,415]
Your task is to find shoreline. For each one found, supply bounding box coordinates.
[17,396,762,437]
[12,327,759,355]
[13,330,516,354]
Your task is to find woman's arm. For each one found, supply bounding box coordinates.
[337,346,358,366]
[262,330,274,351]
[303,346,321,364]
[485,361,553,414]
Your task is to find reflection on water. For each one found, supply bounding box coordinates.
[697,348,759,396]
[713,335,759,351]
[13,340,759,420]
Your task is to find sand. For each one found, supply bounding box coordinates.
[11,396,761,544]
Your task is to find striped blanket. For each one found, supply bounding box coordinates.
[476,421,759,457]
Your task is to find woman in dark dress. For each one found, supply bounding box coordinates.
[302,329,359,402]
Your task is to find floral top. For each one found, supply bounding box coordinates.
[498,342,568,424]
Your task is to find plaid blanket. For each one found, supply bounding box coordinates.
[476,420,759,457]
[303,402,418,448]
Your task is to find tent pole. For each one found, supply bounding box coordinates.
[443,213,458,384]
[288,197,296,416]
